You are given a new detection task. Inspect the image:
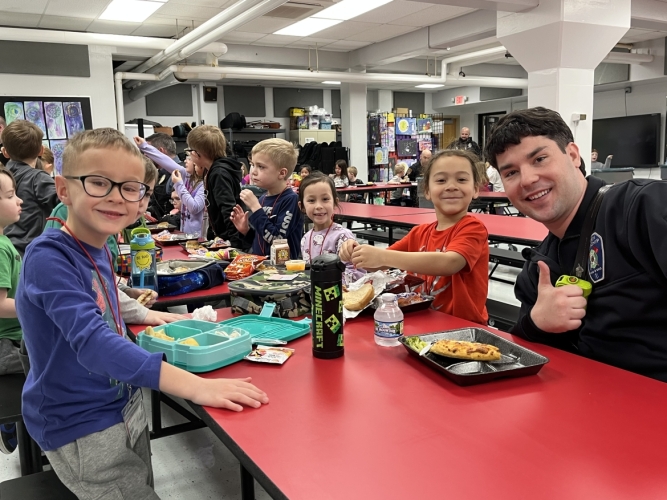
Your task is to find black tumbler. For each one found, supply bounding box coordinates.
[310,254,346,359]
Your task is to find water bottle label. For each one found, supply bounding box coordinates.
[134,250,153,270]
[374,320,404,338]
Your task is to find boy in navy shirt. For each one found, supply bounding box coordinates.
[230,138,303,259]
[16,129,268,499]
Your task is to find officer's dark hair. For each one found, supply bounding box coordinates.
[485,107,574,169]
[146,133,177,156]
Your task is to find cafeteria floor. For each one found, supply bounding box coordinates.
[0,169,659,497]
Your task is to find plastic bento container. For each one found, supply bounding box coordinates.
[399,328,548,386]
[136,304,311,372]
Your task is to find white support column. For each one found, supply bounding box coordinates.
[497,0,631,173]
[341,83,368,180]
[378,89,393,112]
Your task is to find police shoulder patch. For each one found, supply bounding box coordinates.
[588,232,605,283]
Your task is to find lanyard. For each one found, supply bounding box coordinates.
[46,217,124,337]
[308,222,334,262]
[257,187,289,255]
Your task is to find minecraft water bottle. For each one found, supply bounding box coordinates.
[130,228,158,291]
[310,254,346,359]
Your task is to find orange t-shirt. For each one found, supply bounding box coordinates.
[389,215,489,324]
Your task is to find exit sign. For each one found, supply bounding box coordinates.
[454,95,466,105]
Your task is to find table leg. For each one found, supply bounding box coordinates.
[388,226,394,245]
[151,389,162,436]
[16,420,39,476]
[241,464,256,500]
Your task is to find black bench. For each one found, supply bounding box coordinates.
[353,229,408,245]
[486,299,520,332]
[0,470,76,499]
[0,374,42,476]
[488,247,525,285]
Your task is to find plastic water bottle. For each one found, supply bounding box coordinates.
[130,227,158,291]
[374,293,404,347]
[200,209,209,242]
[310,253,346,359]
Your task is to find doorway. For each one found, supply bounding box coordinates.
[478,112,506,159]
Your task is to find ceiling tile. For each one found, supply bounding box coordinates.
[39,15,93,30]
[346,24,417,42]
[316,21,381,39]
[87,20,138,35]
[168,0,229,6]
[220,31,270,43]
[322,40,372,50]
[390,5,473,27]
[0,0,48,14]
[0,11,41,26]
[142,14,182,25]
[44,0,108,18]
[233,16,295,34]
[354,0,431,24]
[153,3,225,20]
[251,34,300,46]
[131,24,181,37]
[287,36,337,46]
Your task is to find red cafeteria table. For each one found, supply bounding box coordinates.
[130,308,667,500]
[154,244,230,310]
[337,182,413,203]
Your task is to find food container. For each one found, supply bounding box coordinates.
[399,328,548,386]
[145,223,177,233]
[270,239,290,266]
[285,260,306,271]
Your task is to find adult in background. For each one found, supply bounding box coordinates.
[145,133,181,219]
[0,116,7,166]
[486,106,667,383]
[407,149,431,206]
[447,127,482,158]
[590,149,612,169]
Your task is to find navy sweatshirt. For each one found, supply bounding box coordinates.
[248,188,303,259]
[16,230,163,451]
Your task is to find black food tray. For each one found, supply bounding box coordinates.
[155,235,199,246]
[399,328,548,386]
[145,224,177,233]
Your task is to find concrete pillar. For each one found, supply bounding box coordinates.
[341,83,368,180]
[497,0,630,173]
[378,90,393,112]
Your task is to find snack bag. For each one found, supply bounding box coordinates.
[245,346,294,365]
[225,254,267,281]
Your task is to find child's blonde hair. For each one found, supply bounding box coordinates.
[348,166,358,177]
[142,156,158,186]
[187,125,227,160]
[62,128,143,176]
[252,138,298,174]
[1,120,43,162]
[394,162,407,175]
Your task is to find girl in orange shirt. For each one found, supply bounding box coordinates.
[339,150,489,324]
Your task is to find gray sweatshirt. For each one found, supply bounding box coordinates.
[6,160,59,255]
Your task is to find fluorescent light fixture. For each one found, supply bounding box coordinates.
[415,84,444,88]
[322,81,341,85]
[313,0,393,21]
[99,0,165,22]
[275,17,342,36]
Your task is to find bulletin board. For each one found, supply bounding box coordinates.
[0,96,93,175]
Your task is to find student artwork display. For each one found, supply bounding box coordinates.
[374,147,388,165]
[0,97,92,171]
[396,117,416,135]
[417,118,432,133]
[386,126,395,152]
[368,117,380,146]
[419,138,432,151]
[397,138,418,157]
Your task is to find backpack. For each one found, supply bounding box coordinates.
[220,112,246,131]
[157,261,226,297]
[228,271,311,318]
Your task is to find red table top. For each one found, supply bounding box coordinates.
[477,191,510,200]
[337,202,435,219]
[129,308,667,499]
[337,182,413,193]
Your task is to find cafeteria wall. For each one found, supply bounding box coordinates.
[0,44,117,128]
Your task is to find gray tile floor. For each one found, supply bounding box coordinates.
[1,169,659,497]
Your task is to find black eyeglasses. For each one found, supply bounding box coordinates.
[64,175,149,202]
[184,148,200,157]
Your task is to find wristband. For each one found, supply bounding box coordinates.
[556,275,592,299]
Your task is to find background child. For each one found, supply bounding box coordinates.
[0,167,23,455]
[230,138,303,259]
[240,163,249,185]
[340,149,489,325]
[347,166,366,203]
[38,147,55,177]
[298,172,355,263]
[330,160,349,188]
[1,120,58,255]
[16,129,268,499]
[299,165,312,178]
[160,190,181,228]
[388,162,410,206]
[136,137,205,237]
[186,125,244,247]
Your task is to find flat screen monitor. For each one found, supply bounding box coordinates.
[591,113,661,168]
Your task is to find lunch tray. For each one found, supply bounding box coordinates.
[137,304,311,372]
[399,328,548,386]
[154,234,199,246]
[145,224,177,233]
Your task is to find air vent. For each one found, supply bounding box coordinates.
[266,5,316,19]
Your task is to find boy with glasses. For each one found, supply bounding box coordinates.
[1,120,58,255]
[16,129,268,499]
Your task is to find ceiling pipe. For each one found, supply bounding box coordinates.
[115,72,163,135]
[128,73,189,102]
[0,26,227,54]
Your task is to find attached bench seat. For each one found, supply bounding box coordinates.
[0,470,76,500]
[486,299,520,333]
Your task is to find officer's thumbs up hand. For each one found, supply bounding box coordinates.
[530,261,587,333]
